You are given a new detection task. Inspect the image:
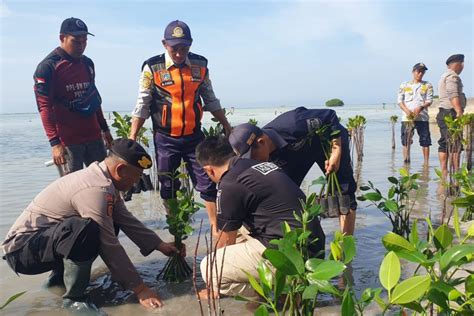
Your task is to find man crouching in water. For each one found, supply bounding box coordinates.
[2,138,183,313]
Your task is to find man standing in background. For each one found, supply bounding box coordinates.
[397,62,433,165]
[34,17,113,173]
[129,20,231,233]
[437,54,466,177]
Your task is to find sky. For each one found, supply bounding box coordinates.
[0,0,472,113]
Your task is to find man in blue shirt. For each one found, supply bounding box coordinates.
[229,107,357,235]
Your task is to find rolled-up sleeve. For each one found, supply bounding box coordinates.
[446,75,460,100]
[131,64,154,119]
[200,70,222,112]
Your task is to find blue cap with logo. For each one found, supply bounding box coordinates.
[164,20,193,47]
[60,17,94,36]
[229,123,263,158]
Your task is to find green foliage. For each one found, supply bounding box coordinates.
[248,118,258,125]
[358,168,419,238]
[325,98,344,107]
[0,291,26,310]
[346,115,366,162]
[451,164,474,221]
[202,108,231,137]
[159,164,203,282]
[238,194,355,316]
[390,115,398,123]
[111,111,149,147]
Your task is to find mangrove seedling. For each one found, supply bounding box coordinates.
[346,115,366,162]
[403,114,416,163]
[390,115,398,150]
[358,168,420,239]
[202,108,232,137]
[248,118,258,125]
[111,111,150,147]
[158,166,203,282]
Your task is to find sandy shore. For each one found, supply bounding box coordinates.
[428,97,473,122]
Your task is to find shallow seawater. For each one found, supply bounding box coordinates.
[0,106,463,315]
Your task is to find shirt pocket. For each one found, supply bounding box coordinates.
[403,87,414,102]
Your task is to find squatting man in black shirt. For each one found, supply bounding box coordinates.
[195,136,325,298]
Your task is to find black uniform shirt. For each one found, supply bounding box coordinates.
[217,157,325,254]
[263,107,344,186]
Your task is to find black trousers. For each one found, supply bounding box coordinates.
[5,217,100,275]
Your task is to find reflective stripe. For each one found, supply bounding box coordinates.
[161,104,167,127]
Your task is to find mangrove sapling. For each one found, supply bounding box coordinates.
[158,167,202,282]
[390,115,398,150]
[202,108,232,137]
[403,114,416,163]
[346,115,367,162]
[449,164,474,222]
[248,118,258,125]
[463,113,473,171]
[237,194,356,316]
[112,111,150,146]
[373,218,474,314]
[444,115,464,196]
[358,168,420,239]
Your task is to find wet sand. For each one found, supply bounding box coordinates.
[1,107,472,315]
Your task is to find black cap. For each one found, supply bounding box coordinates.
[164,20,193,47]
[228,123,263,158]
[109,138,152,169]
[60,17,94,36]
[412,62,428,71]
[446,54,464,65]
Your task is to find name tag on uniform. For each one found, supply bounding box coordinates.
[216,189,222,214]
[159,70,174,86]
[252,162,279,175]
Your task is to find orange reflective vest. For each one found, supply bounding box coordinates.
[143,53,207,137]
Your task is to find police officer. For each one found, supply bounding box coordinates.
[129,20,231,234]
[229,107,357,235]
[437,54,466,177]
[34,17,113,173]
[195,136,325,297]
[397,62,434,164]
[2,139,182,312]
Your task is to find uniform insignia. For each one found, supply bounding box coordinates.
[172,27,185,38]
[252,162,279,175]
[138,156,152,169]
[106,193,114,217]
[142,71,153,89]
[159,70,174,86]
[191,66,202,81]
[306,118,322,133]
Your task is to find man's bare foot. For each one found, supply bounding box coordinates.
[197,288,220,299]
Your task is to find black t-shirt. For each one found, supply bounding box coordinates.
[217,157,325,255]
[263,106,346,186]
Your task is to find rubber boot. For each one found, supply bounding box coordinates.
[62,258,106,315]
[45,261,65,288]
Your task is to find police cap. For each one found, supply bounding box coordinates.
[446,54,464,65]
[60,17,94,36]
[110,138,152,169]
[164,20,193,47]
[412,62,428,71]
[229,123,263,158]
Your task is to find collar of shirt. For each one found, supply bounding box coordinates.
[262,128,288,150]
[164,51,191,70]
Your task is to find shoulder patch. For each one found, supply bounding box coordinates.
[251,162,279,175]
[306,118,322,133]
[106,193,114,217]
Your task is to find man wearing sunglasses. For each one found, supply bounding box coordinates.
[130,20,231,234]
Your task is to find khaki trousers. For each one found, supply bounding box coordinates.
[200,227,267,297]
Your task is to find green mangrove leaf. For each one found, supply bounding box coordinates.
[254,305,269,316]
[448,288,463,300]
[468,222,474,237]
[257,261,272,294]
[311,176,327,186]
[379,251,400,291]
[390,275,431,304]
[263,249,298,276]
[234,295,250,302]
[0,291,26,310]
[395,250,427,264]
[433,224,453,250]
[388,176,398,184]
[359,185,371,191]
[440,244,474,272]
[274,270,286,299]
[342,236,356,264]
[305,258,324,272]
[302,284,319,301]
[409,218,419,246]
[382,232,416,252]
[341,288,355,316]
[306,279,340,296]
[360,287,376,303]
[400,302,424,313]
[363,192,382,201]
[309,260,345,280]
[427,288,449,311]
[278,242,305,275]
[330,241,342,261]
[465,274,474,294]
[384,200,398,212]
[243,271,265,298]
[399,168,409,177]
[453,207,461,239]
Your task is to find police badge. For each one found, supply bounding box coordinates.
[159,70,174,86]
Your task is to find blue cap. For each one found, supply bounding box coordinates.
[229,123,263,158]
[60,17,94,36]
[164,20,193,47]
